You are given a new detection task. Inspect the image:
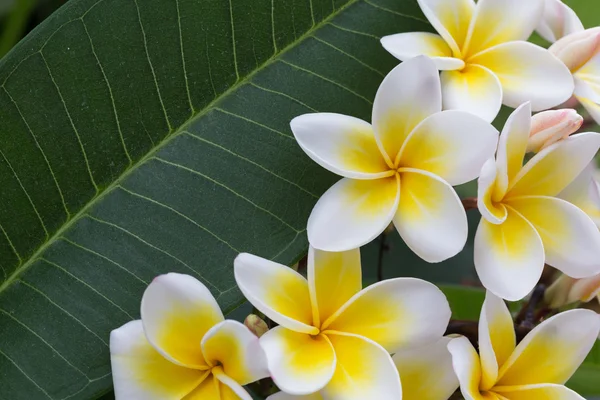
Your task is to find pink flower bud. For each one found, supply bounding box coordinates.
[527,109,583,152]
[550,27,600,72]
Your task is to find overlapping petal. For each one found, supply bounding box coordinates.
[183,376,219,400]
[479,292,516,390]
[497,309,600,386]
[477,159,508,224]
[110,320,207,400]
[393,169,468,263]
[577,96,600,125]
[260,327,336,395]
[507,133,600,198]
[393,337,459,400]
[416,0,475,54]
[440,65,502,122]
[290,113,391,179]
[321,332,402,400]
[234,254,316,334]
[447,336,487,400]
[323,278,450,352]
[372,56,442,163]
[212,367,254,400]
[380,32,465,70]
[308,247,362,327]
[307,175,400,252]
[201,320,269,385]
[397,110,499,185]
[140,273,223,368]
[494,384,585,400]
[505,196,600,278]
[469,42,574,110]
[537,0,584,43]
[463,0,544,58]
[474,208,545,301]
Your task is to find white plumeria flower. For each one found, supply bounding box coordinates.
[381,0,574,122]
[527,109,583,152]
[234,246,451,399]
[265,337,458,400]
[536,0,584,43]
[110,273,268,400]
[292,56,498,258]
[475,102,600,301]
[448,291,600,400]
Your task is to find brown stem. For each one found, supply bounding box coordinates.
[461,197,478,211]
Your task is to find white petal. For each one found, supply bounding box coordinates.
[290,113,391,179]
[372,56,442,163]
[397,110,499,185]
[393,337,459,400]
[307,175,400,252]
[110,320,206,400]
[447,336,487,400]
[463,0,544,58]
[505,196,600,278]
[260,327,336,395]
[416,0,475,54]
[470,42,574,111]
[440,65,502,122]
[494,383,585,400]
[577,96,600,126]
[234,253,317,334]
[474,208,545,301]
[323,277,451,353]
[321,332,402,400]
[536,0,584,43]
[380,32,464,70]
[201,320,269,385]
[393,169,468,263]
[140,273,223,368]
[497,309,600,386]
[212,367,253,400]
[477,158,508,224]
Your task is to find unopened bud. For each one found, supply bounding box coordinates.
[527,109,582,153]
[244,314,269,337]
[550,27,600,72]
[545,273,600,308]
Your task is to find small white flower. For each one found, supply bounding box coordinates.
[381,0,574,122]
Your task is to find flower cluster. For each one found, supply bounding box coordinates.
[109,0,600,399]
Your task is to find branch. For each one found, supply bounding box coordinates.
[461,197,478,211]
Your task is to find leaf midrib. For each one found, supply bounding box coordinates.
[0,0,363,296]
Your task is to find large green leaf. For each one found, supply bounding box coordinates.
[0,0,430,398]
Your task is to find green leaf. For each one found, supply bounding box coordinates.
[568,341,600,396]
[0,0,430,398]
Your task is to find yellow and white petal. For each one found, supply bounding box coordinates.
[497,309,600,386]
[577,96,600,125]
[474,208,545,301]
[212,366,253,400]
[536,0,584,43]
[393,169,468,263]
[440,65,502,122]
[201,320,269,385]
[397,110,499,185]
[478,291,516,391]
[447,336,487,400]
[110,320,207,400]
[463,0,544,58]
[505,196,600,278]
[323,277,450,352]
[260,327,336,395]
[372,56,442,163]
[507,133,600,198]
[416,0,475,55]
[381,32,465,70]
[559,162,598,212]
[470,42,574,111]
[321,332,402,400]
[495,103,532,200]
[393,337,459,400]
[494,383,585,400]
[234,254,316,334]
[557,33,600,73]
[140,273,223,368]
[308,246,362,328]
[569,274,600,303]
[290,113,391,179]
[182,375,220,400]
[307,175,400,252]
[267,392,323,400]
[477,159,508,224]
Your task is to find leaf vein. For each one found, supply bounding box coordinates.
[312,36,384,76]
[0,348,53,399]
[249,82,318,112]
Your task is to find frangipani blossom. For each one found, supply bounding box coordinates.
[475,102,600,301]
[292,56,498,258]
[234,247,451,399]
[448,291,600,400]
[110,273,268,399]
[266,337,458,400]
[381,0,574,122]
